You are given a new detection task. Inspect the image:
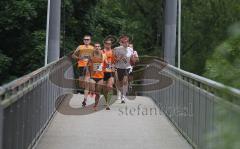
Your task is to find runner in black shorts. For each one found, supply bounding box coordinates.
[102,39,115,110]
[88,44,105,111]
[72,35,94,106]
[113,35,138,103]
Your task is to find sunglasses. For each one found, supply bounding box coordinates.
[84,39,90,41]
[120,41,129,44]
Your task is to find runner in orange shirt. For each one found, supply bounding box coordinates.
[72,35,94,107]
[102,39,115,110]
[88,43,106,111]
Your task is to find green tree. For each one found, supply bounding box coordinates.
[80,0,164,55]
[181,0,240,75]
[205,23,240,88]
[0,0,47,85]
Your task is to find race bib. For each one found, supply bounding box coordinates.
[105,63,112,72]
[93,63,103,71]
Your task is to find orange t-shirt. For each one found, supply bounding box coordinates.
[73,45,94,67]
[89,54,106,79]
[102,49,114,72]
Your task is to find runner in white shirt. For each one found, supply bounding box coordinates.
[113,35,138,103]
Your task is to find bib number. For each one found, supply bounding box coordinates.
[93,63,103,71]
[105,63,112,71]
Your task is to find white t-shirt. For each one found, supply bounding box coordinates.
[114,46,134,69]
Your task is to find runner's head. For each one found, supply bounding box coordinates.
[93,42,102,58]
[83,35,91,46]
[119,35,129,48]
[94,42,101,51]
[104,39,112,50]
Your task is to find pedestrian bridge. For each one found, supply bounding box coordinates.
[0,55,240,149]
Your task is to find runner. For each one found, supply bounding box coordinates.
[88,42,102,98]
[88,44,106,111]
[102,39,115,110]
[128,43,139,92]
[72,35,94,107]
[113,35,138,103]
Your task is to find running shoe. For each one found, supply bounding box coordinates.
[121,100,125,104]
[82,100,86,107]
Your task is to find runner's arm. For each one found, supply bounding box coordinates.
[72,47,80,60]
[133,51,140,62]
[130,51,139,64]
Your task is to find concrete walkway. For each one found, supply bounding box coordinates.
[36,94,192,149]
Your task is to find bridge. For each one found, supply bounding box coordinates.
[0,0,240,149]
[0,56,240,149]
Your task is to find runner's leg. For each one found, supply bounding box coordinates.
[93,79,103,110]
[105,77,114,110]
[82,68,90,107]
[122,69,130,102]
[117,69,125,103]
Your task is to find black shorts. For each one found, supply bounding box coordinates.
[91,78,103,83]
[78,67,88,77]
[104,72,114,81]
[116,68,131,81]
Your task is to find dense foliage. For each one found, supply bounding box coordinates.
[63,0,164,56]
[181,0,240,75]
[1,0,240,90]
[205,23,240,88]
[0,0,48,84]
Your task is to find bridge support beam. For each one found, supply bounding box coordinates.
[45,0,61,65]
[163,0,178,66]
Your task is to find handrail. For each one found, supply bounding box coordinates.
[154,59,240,98]
[1,57,239,101]
[0,54,71,107]
[0,56,64,91]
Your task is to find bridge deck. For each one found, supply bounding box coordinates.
[36,94,192,149]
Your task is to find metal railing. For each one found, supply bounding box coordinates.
[141,60,240,149]
[0,55,75,149]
